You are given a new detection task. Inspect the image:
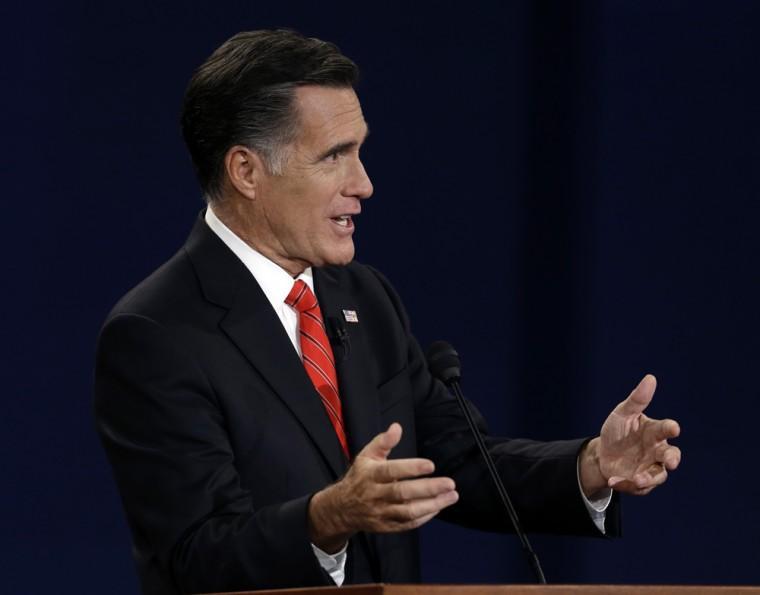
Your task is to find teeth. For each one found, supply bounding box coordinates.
[333,216,350,227]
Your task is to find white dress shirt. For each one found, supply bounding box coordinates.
[204,206,609,586]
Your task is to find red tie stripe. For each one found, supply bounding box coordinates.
[285,280,349,459]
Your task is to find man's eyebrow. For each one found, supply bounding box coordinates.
[315,126,371,162]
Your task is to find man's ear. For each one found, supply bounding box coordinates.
[224,145,267,201]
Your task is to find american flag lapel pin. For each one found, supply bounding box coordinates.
[342,309,359,323]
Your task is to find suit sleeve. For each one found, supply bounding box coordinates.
[94,313,332,594]
[366,267,620,537]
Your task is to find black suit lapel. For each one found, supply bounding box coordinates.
[314,266,382,456]
[184,215,347,479]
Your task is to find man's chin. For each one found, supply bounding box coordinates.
[321,246,355,268]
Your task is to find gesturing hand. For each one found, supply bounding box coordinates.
[581,374,682,497]
[308,423,459,553]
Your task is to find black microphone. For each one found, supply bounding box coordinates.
[426,341,547,585]
[326,317,351,361]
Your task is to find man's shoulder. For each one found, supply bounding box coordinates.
[104,214,242,326]
[106,247,200,324]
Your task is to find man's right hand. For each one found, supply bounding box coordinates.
[308,423,459,553]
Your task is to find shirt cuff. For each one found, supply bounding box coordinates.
[311,542,348,586]
[576,457,612,534]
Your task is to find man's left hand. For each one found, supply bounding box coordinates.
[580,374,681,497]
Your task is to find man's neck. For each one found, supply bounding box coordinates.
[208,201,306,277]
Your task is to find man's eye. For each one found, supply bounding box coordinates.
[327,151,340,162]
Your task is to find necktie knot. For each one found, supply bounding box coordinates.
[285,279,318,313]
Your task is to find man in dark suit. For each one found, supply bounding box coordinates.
[94,30,682,595]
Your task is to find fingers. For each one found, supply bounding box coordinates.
[655,443,682,471]
[614,374,657,416]
[607,441,681,493]
[388,476,456,502]
[634,464,667,489]
[651,419,681,470]
[385,489,460,528]
[654,418,681,441]
[314,420,464,540]
[362,424,441,483]
[664,447,681,470]
[372,457,435,483]
[609,460,671,493]
[380,472,458,531]
[338,465,457,533]
[361,423,403,461]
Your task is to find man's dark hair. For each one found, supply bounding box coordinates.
[181,29,359,202]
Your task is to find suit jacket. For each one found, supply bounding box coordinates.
[94,215,618,595]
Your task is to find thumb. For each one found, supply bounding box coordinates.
[614,374,657,417]
[360,422,403,461]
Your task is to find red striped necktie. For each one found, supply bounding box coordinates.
[285,280,349,459]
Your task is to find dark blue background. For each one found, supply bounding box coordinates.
[2,1,758,592]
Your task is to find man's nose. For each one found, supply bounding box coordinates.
[346,158,373,200]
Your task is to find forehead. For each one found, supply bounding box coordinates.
[292,86,367,147]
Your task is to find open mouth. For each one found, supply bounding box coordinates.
[330,215,354,228]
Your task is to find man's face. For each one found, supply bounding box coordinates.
[250,85,373,275]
